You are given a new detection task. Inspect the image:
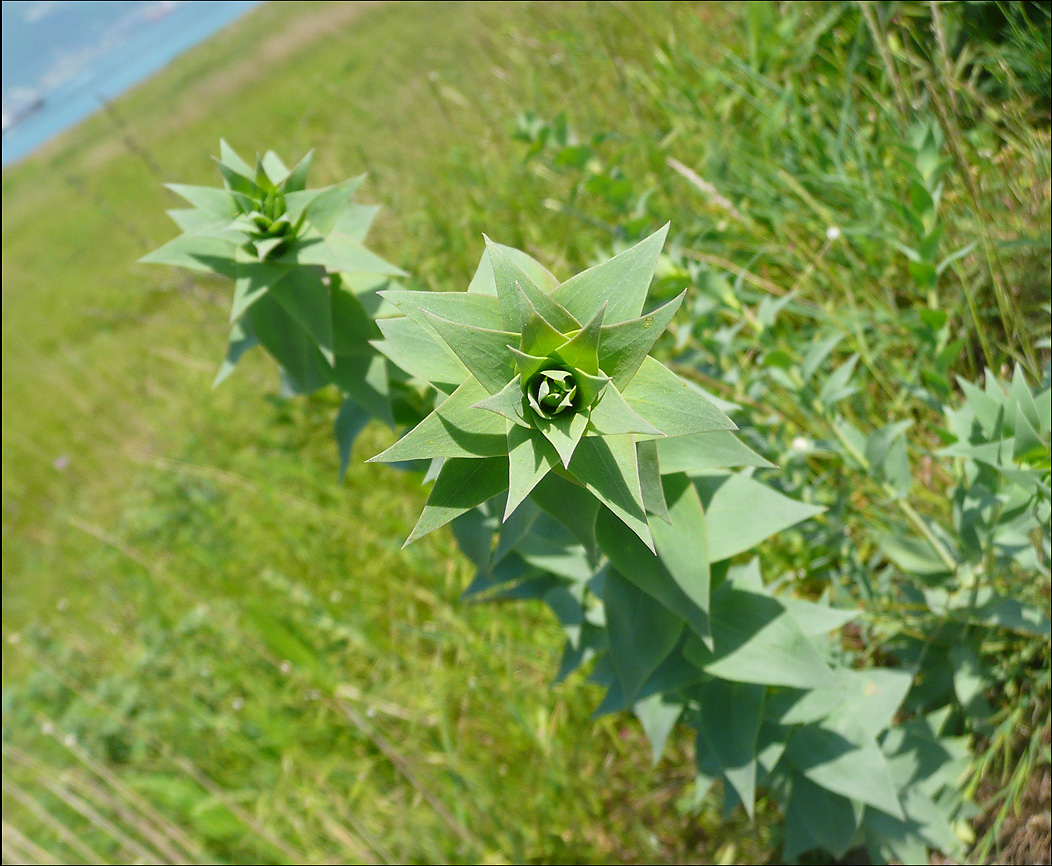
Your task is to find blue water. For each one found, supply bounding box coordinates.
[2,0,261,168]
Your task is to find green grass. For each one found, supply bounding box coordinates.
[3,0,1049,863]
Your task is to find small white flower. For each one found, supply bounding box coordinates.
[826,226,841,241]
[280,660,293,675]
[232,697,244,711]
[792,436,810,452]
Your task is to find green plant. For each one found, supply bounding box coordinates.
[141,140,1016,864]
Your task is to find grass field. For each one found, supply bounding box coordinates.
[2,1,1049,863]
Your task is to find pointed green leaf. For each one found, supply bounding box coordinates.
[588,382,664,437]
[652,474,711,647]
[506,425,560,519]
[785,726,905,820]
[285,176,364,236]
[423,312,517,395]
[537,410,589,468]
[213,319,258,387]
[554,304,604,376]
[331,283,381,356]
[269,268,334,365]
[603,568,684,702]
[574,436,652,549]
[231,250,294,321]
[280,149,313,193]
[694,474,825,562]
[333,354,392,426]
[634,693,685,766]
[246,294,331,394]
[622,357,736,438]
[517,287,571,358]
[335,398,370,481]
[331,202,380,244]
[595,512,714,639]
[405,456,510,546]
[469,240,560,298]
[784,775,862,860]
[551,223,669,324]
[380,289,504,330]
[656,431,773,474]
[259,152,288,187]
[370,378,507,462]
[598,290,684,387]
[637,440,670,523]
[529,473,600,558]
[280,236,404,276]
[473,375,529,427]
[373,316,467,392]
[486,237,577,332]
[695,679,765,818]
[508,346,549,385]
[685,586,835,689]
[165,183,237,220]
[219,139,254,177]
[140,232,239,274]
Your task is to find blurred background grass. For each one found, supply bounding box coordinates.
[2,1,1049,863]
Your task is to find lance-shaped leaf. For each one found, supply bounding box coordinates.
[284,175,364,236]
[213,319,258,387]
[785,726,905,820]
[485,237,577,332]
[280,236,404,277]
[373,316,467,393]
[281,149,313,193]
[165,182,238,220]
[637,440,670,522]
[219,139,255,178]
[423,312,518,395]
[554,304,604,376]
[551,223,669,324]
[695,678,766,818]
[621,357,736,438]
[529,473,600,558]
[246,294,331,394]
[335,398,370,481]
[333,354,393,427]
[473,375,529,427]
[656,431,773,475]
[693,474,825,562]
[569,435,652,549]
[380,289,504,331]
[331,284,381,356]
[260,151,290,186]
[405,456,511,546]
[370,378,507,462]
[506,423,561,519]
[140,232,239,274]
[588,381,664,437]
[517,287,570,359]
[331,203,380,244]
[685,586,834,689]
[784,775,863,861]
[230,250,293,322]
[537,409,589,468]
[269,268,334,365]
[652,473,712,647]
[603,568,684,703]
[598,291,685,388]
[595,510,710,635]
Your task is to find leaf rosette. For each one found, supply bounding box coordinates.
[142,142,408,465]
[371,225,737,548]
